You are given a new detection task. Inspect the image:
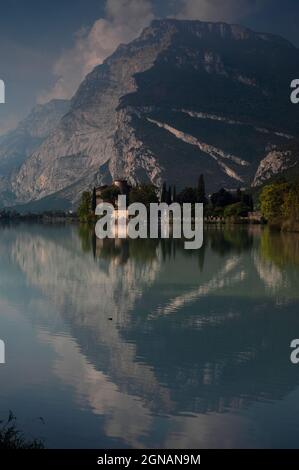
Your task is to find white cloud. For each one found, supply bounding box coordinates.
[177,0,263,23]
[39,0,154,103]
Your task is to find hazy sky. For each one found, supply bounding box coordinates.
[0,0,299,135]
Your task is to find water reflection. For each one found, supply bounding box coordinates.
[1,223,299,448]
[260,228,299,268]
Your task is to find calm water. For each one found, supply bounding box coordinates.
[1,222,299,448]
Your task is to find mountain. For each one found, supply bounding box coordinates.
[253,140,299,187]
[0,99,69,207]
[4,19,299,209]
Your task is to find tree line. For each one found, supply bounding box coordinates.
[78,175,254,223]
[260,178,299,231]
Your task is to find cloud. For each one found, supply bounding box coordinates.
[39,0,269,104]
[39,0,154,103]
[177,0,264,23]
[0,39,54,134]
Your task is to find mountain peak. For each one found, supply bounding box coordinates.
[141,18,294,48]
[2,19,299,210]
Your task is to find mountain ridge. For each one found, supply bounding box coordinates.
[1,19,299,210]
[0,99,70,207]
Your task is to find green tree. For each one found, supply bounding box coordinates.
[236,188,242,202]
[224,202,250,219]
[177,187,198,204]
[100,186,120,204]
[129,184,158,208]
[92,187,97,212]
[173,186,177,203]
[282,186,299,231]
[241,192,254,211]
[77,191,92,222]
[260,182,289,224]
[211,188,234,208]
[166,186,172,205]
[197,174,206,204]
[161,182,167,203]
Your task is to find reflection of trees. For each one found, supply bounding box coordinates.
[79,226,209,267]
[96,238,160,264]
[6,224,299,443]
[260,228,299,268]
[209,227,254,256]
[78,224,94,253]
[78,226,160,264]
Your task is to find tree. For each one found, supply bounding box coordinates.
[224,202,251,218]
[241,193,254,211]
[282,185,299,231]
[77,191,92,222]
[92,187,97,212]
[100,186,120,204]
[197,174,206,204]
[284,187,299,219]
[166,186,172,205]
[0,412,44,449]
[260,182,289,223]
[177,187,198,204]
[236,188,242,202]
[211,188,234,208]
[129,184,158,208]
[161,182,167,203]
[173,186,177,203]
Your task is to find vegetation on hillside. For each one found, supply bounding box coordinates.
[260,179,299,231]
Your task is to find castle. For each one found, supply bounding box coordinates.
[95,180,131,207]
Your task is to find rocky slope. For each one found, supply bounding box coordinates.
[3,19,299,209]
[0,99,69,206]
[253,141,299,186]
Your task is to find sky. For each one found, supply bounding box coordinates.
[0,0,299,135]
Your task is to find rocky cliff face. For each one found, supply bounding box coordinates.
[252,141,299,186]
[2,19,299,209]
[0,99,69,206]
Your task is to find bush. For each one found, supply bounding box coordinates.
[0,412,44,449]
[129,184,158,208]
[100,186,121,204]
[260,182,289,224]
[177,187,198,204]
[260,180,299,230]
[224,202,251,218]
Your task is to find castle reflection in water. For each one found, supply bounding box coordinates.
[1,222,299,448]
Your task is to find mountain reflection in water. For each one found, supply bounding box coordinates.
[0,223,299,448]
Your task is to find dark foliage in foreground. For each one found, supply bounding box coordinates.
[0,412,44,449]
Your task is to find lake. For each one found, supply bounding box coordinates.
[0,222,299,449]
